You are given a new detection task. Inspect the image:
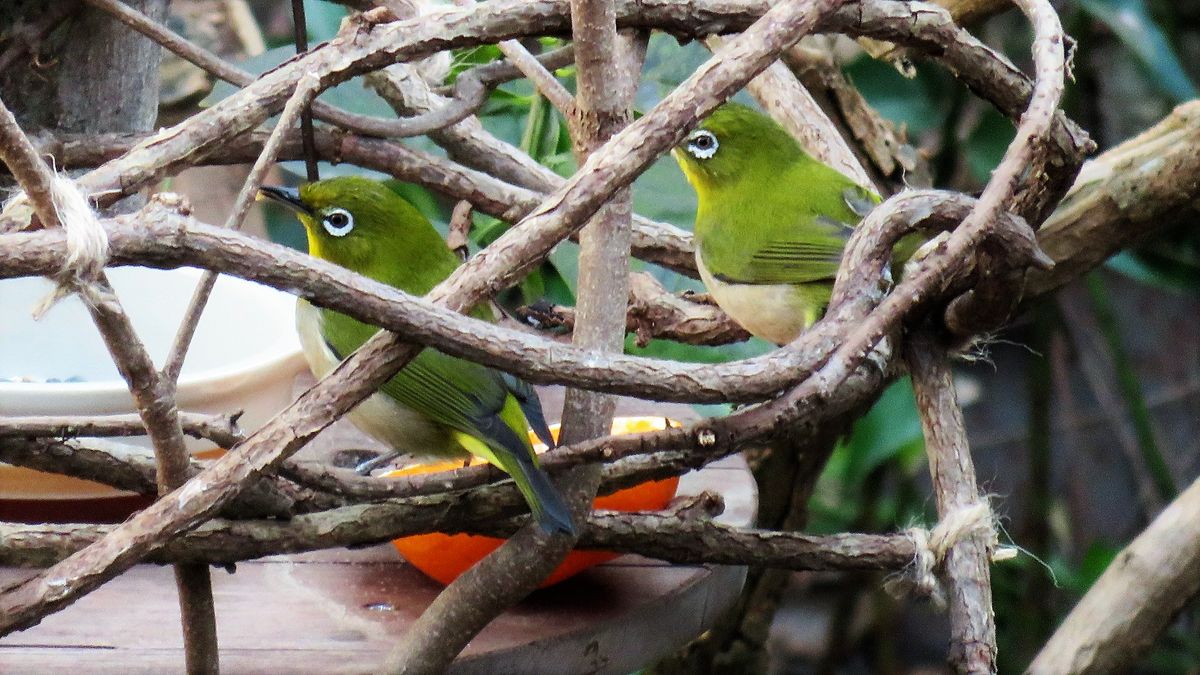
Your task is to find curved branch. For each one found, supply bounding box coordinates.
[1,191,1035,404]
[71,0,1091,210]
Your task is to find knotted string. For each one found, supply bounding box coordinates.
[2,174,109,318]
[887,499,1018,607]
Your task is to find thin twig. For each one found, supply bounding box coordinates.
[495,40,576,117]
[0,412,242,448]
[290,0,320,182]
[0,436,337,518]
[0,99,61,233]
[433,46,576,96]
[162,73,322,381]
[77,0,505,140]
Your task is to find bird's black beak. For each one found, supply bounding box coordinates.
[257,186,312,215]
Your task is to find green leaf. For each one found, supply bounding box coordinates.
[844,58,951,137]
[840,378,924,482]
[446,45,504,83]
[965,108,1016,184]
[1077,0,1199,102]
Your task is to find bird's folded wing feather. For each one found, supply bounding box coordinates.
[702,185,877,286]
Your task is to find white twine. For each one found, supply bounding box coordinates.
[886,500,1018,607]
[2,174,109,318]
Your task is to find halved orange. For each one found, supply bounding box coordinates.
[388,416,680,588]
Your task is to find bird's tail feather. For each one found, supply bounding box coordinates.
[507,452,575,535]
[453,431,576,535]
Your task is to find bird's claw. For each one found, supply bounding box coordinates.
[354,450,402,476]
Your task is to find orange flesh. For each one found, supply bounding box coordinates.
[388,416,681,588]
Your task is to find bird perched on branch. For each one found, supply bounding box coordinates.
[672,103,921,345]
[260,177,574,535]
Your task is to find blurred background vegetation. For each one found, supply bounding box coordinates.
[157,0,1200,672]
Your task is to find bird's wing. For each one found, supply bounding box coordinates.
[320,309,533,453]
[702,186,876,286]
[378,348,517,445]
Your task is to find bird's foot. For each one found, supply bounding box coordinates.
[681,289,718,306]
[354,450,403,476]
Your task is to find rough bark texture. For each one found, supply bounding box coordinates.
[907,336,996,674]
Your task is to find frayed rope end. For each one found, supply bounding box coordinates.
[885,499,1013,608]
[3,174,109,319]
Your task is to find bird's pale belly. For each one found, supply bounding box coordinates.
[295,300,461,460]
[696,254,815,346]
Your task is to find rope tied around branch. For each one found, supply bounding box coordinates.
[888,499,1018,607]
[2,174,110,318]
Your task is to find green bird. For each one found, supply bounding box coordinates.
[672,103,919,345]
[260,177,574,535]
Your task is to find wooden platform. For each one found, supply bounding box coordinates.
[0,384,757,674]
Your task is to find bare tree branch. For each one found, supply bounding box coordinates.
[1028,472,1200,674]
[0,510,917,573]
[518,271,752,346]
[906,334,996,673]
[162,73,321,381]
[0,436,337,519]
[0,193,1033,403]
[0,412,242,448]
[0,93,220,669]
[495,40,576,117]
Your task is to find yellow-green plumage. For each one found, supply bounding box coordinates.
[672,103,918,344]
[261,177,573,534]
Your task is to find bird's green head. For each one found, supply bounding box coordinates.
[258,176,444,277]
[671,103,806,194]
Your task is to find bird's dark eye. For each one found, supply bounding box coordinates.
[686,130,719,159]
[322,208,354,237]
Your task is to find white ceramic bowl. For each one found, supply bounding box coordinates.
[0,266,306,507]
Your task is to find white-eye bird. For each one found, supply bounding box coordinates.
[672,103,921,344]
[260,178,574,534]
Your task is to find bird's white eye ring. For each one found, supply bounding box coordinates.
[686,130,719,159]
[322,208,354,237]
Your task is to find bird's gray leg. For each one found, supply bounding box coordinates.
[355,450,403,475]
